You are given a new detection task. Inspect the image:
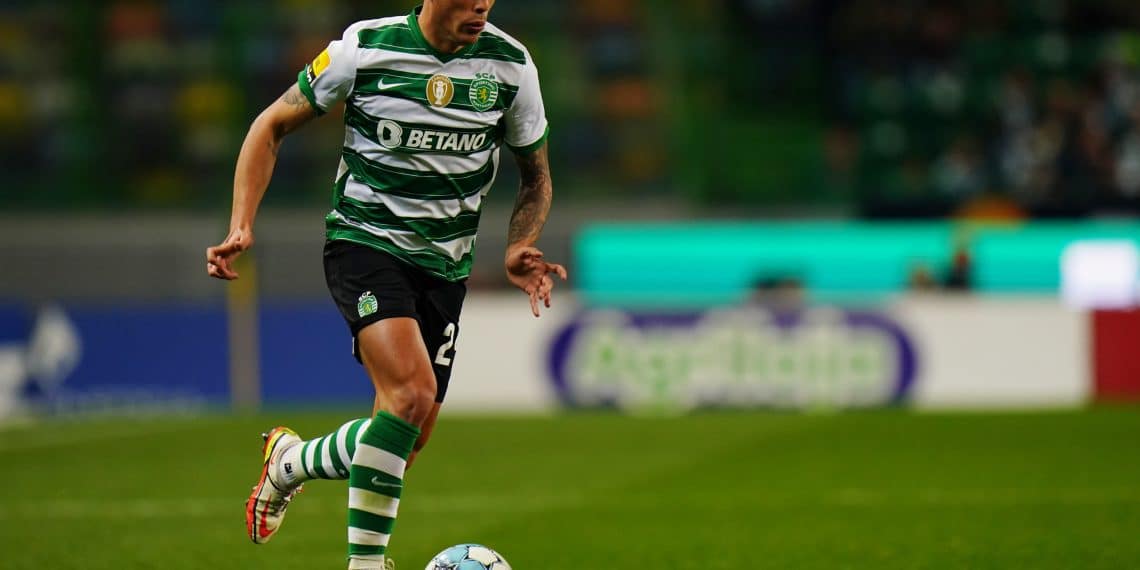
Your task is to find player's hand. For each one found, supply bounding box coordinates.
[505,246,567,317]
[206,227,254,280]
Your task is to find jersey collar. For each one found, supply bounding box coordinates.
[408,6,477,63]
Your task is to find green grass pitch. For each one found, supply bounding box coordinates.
[2,407,1138,569]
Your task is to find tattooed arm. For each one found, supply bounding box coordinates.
[507,143,553,247]
[505,143,568,316]
[207,83,318,280]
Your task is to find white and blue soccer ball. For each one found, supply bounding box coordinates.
[425,543,512,570]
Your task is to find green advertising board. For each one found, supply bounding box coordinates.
[575,221,1140,307]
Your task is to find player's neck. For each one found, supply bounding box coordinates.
[417,6,468,55]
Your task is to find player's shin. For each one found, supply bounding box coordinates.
[346,410,420,567]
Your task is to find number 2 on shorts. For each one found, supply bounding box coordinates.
[434,322,456,366]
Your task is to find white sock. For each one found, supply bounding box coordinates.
[276,418,373,486]
[347,554,386,569]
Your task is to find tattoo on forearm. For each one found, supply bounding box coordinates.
[508,146,552,246]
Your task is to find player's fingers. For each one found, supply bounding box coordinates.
[218,237,250,257]
[538,275,554,309]
[210,242,234,258]
[529,289,540,317]
[548,262,568,280]
[213,256,239,280]
[208,251,231,274]
[207,262,236,280]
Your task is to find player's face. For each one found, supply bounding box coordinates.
[435,0,495,46]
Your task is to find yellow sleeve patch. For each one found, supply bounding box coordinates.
[311,49,331,78]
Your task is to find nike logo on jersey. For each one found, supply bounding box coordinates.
[378,79,412,90]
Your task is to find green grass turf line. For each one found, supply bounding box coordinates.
[1,408,1138,569]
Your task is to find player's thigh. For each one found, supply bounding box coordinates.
[356,317,435,392]
[323,240,434,395]
[357,319,436,426]
[417,279,467,403]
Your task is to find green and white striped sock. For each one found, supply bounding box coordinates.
[347,411,419,566]
[279,418,372,485]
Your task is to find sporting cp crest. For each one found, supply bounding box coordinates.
[469,73,499,112]
[357,291,379,317]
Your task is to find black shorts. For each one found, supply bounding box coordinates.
[323,239,466,403]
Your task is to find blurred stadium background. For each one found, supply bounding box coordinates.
[2,1,1139,568]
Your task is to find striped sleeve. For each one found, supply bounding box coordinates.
[298,22,365,114]
[503,51,549,153]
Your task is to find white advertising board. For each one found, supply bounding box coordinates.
[892,296,1089,409]
[444,294,1089,413]
[443,294,568,413]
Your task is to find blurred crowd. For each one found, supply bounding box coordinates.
[4,1,1140,217]
[824,0,1140,217]
[0,0,664,210]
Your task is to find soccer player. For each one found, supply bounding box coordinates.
[205,1,566,568]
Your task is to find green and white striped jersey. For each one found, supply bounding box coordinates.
[298,8,549,281]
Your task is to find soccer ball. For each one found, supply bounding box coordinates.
[424,543,512,570]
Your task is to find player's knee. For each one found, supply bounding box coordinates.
[390,392,435,425]
[386,373,436,425]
